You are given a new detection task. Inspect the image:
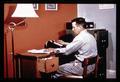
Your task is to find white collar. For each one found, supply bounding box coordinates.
[78,29,87,35]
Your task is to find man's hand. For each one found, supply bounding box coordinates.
[46,48,55,53]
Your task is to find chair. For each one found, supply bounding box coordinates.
[64,55,100,79]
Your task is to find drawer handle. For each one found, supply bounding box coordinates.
[51,64,55,67]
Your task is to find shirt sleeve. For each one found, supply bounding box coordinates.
[54,39,84,55]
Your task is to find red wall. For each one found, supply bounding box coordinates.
[4,4,77,78]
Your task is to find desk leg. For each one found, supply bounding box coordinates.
[36,60,41,78]
[15,56,19,78]
[35,71,41,78]
[18,58,21,78]
[15,57,21,78]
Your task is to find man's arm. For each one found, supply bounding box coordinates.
[54,39,84,55]
[56,40,70,46]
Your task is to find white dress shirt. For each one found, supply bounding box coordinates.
[55,29,98,61]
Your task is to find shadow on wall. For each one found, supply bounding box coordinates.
[106,32,114,70]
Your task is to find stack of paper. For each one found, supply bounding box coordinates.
[27,49,50,54]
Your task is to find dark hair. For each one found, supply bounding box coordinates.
[71,17,86,29]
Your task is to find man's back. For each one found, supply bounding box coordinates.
[74,30,98,61]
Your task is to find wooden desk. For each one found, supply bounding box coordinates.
[15,52,59,78]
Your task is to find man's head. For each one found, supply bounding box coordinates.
[71,17,86,36]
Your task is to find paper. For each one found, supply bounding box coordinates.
[27,49,50,54]
[41,56,53,60]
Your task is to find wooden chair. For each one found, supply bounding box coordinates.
[64,55,100,79]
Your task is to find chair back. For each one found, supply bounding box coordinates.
[82,55,100,78]
[64,55,100,79]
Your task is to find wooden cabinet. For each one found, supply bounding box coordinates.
[15,52,59,78]
[38,57,59,73]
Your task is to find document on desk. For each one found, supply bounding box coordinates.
[27,49,50,54]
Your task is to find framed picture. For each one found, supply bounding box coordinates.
[33,4,39,10]
[45,4,58,11]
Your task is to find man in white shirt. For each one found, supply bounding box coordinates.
[48,17,98,78]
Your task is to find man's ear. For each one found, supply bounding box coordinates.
[79,25,83,29]
[77,25,82,29]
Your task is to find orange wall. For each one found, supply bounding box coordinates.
[4,4,77,78]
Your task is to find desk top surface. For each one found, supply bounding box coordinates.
[15,52,55,58]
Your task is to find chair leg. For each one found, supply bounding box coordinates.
[83,66,87,78]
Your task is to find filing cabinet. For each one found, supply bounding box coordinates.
[87,29,108,78]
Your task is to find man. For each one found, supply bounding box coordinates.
[48,17,98,78]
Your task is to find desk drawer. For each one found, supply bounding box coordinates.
[38,57,59,73]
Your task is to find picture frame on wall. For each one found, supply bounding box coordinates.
[45,4,58,11]
[33,4,39,10]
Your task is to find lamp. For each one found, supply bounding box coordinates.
[8,4,39,78]
[12,4,39,17]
